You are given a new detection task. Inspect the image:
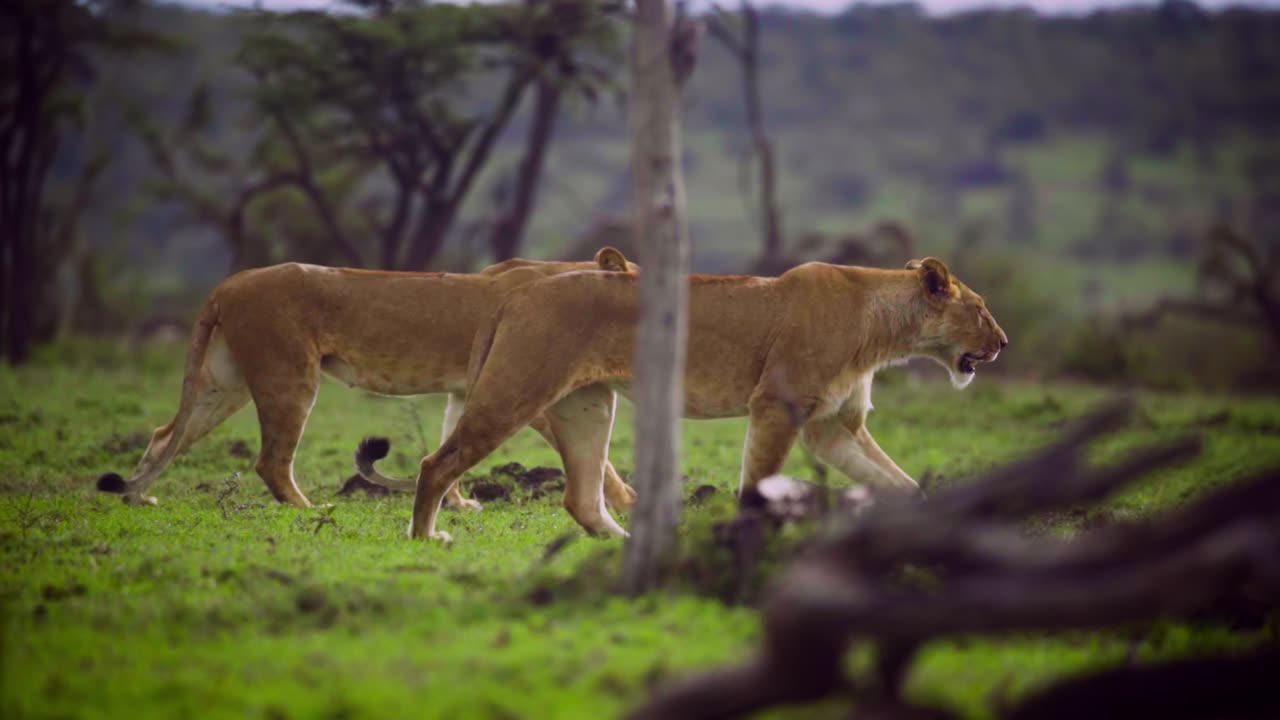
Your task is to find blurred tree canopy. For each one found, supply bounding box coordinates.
[16,0,1280,384]
[155,0,625,271]
[0,0,171,364]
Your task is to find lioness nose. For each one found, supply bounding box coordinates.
[999,335,1009,349]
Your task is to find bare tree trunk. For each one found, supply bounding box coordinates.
[621,0,693,596]
[739,2,783,270]
[2,6,52,365]
[0,228,8,359]
[709,1,783,272]
[490,78,562,262]
[7,238,34,364]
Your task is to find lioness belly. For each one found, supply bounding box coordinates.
[320,354,463,396]
[610,381,750,420]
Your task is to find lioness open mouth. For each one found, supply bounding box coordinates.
[957,351,990,375]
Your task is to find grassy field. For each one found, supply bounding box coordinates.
[3,342,1279,719]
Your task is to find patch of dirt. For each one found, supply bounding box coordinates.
[336,474,394,497]
[690,484,719,505]
[228,439,253,459]
[490,461,564,497]
[0,411,41,428]
[463,480,511,503]
[294,587,339,626]
[41,582,87,602]
[528,585,554,606]
[99,431,149,455]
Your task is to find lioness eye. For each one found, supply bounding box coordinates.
[976,308,985,328]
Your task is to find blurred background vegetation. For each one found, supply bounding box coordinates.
[6,0,1279,389]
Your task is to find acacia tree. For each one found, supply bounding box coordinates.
[235,0,621,271]
[621,0,700,595]
[130,85,310,272]
[0,0,167,363]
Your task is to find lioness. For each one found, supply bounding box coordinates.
[358,257,1007,541]
[97,249,640,510]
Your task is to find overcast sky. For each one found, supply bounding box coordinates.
[183,0,1280,16]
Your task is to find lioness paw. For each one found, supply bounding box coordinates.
[124,494,159,507]
[407,522,453,543]
[454,498,483,512]
[606,483,639,512]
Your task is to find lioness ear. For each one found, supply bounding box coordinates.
[913,257,952,298]
[594,246,628,272]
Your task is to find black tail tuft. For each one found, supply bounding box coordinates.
[357,436,391,464]
[97,472,126,494]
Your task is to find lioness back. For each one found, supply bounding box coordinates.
[480,269,789,417]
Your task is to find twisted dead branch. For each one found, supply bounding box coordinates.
[632,400,1280,719]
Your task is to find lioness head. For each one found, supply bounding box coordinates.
[907,257,1008,389]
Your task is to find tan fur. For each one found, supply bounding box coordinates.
[393,257,1007,541]
[99,248,640,510]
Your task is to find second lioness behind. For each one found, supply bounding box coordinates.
[96,248,639,510]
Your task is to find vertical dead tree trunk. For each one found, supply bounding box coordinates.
[621,0,696,595]
[709,1,782,272]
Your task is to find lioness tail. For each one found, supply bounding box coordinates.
[97,296,220,499]
[353,437,416,492]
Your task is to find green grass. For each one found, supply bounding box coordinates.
[3,343,1279,719]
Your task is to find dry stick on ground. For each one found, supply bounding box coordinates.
[631,400,1280,719]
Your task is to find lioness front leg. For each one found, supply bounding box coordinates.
[528,413,637,512]
[801,412,918,495]
[545,385,627,537]
[738,395,804,495]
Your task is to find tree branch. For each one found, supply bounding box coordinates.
[266,105,364,267]
[446,64,537,206]
[1121,297,1262,331]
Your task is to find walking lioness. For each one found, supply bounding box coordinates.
[96,249,639,510]
[358,257,1007,541]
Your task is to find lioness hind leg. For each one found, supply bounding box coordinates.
[439,393,482,511]
[546,385,626,538]
[408,398,551,541]
[105,339,251,505]
[529,413,637,513]
[247,372,319,508]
